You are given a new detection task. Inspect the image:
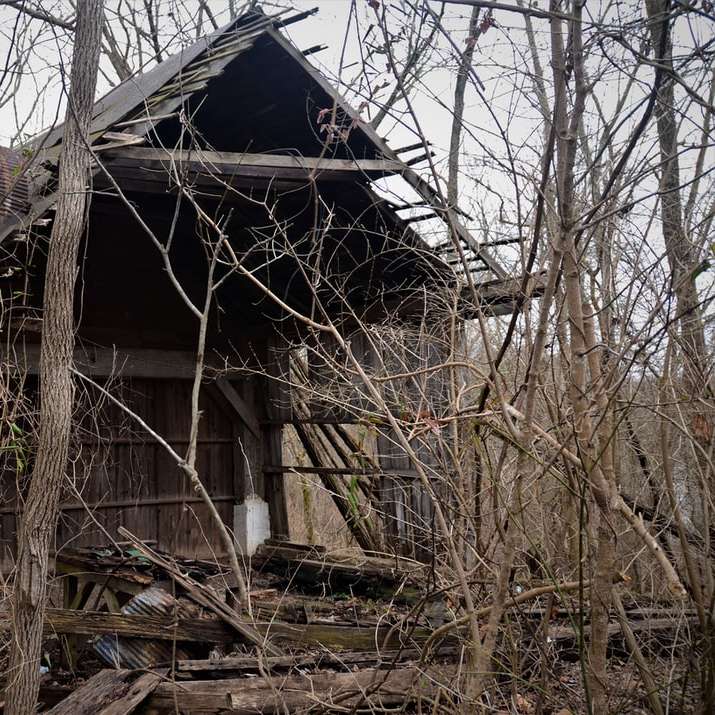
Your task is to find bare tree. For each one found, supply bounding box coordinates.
[5,2,103,712]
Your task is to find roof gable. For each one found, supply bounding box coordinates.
[10,7,511,286]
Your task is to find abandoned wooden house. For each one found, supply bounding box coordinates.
[0,9,534,571]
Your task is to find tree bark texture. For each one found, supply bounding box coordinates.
[645,0,707,394]
[5,3,103,713]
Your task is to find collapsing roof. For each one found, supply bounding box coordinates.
[1,7,541,319]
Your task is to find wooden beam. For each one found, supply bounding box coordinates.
[143,664,457,713]
[175,647,437,672]
[175,646,460,676]
[9,344,245,379]
[214,376,261,439]
[103,146,405,184]
[14,344,198,378]
[2,608,440,651]
[0,608,233,643]
[0,495,235,516]
[258,620,436,651]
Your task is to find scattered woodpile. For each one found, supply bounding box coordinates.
[0,533,698,713]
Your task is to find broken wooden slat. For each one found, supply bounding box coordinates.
[46,669,164,715]
[117,527,280,656]
[96,670,166,715]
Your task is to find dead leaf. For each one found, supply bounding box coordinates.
[515,693,534,713]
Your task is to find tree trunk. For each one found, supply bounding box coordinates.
[447,5,480,209]
[644,5,714,711]
[645,0,707,394]
[5,3,103,713]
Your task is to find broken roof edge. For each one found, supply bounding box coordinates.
[28,7,315,152]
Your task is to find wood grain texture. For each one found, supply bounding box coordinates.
[46,669,164,715]
[142,664,457,713]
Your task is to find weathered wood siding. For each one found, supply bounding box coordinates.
[0,375,271,567]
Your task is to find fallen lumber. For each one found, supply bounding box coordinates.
[253,542,424,598]
[257,621,438,651]
[141,664,457,713]
[548,617,698,648]
[249,591,385,626]
[175,647,440,673]
[117,526,279,656]
[47,669,164,715]
[1,608,435,652]
[37,608,233,644]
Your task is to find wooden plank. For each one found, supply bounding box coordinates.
[46,668,164,715]
[143,665,456,713]
[96,671,165,715]
[14,345,202,379]
[0,495,234,516]
[176,646,453,672]
[104,146,405,178]
[263,423,289,538]
[95,167,301,197]
[2,607,435,651]
[0,608,233,643]
[257,621,436,651]
[214,377,260,439]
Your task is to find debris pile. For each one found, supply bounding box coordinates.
[0,533,698,713]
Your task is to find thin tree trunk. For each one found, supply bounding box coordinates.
[5,3,103,713]
[644,0,707,395]
[645,5,714,711]
[447,5,480,209]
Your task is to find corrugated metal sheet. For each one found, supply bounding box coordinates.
[0,146,30,222]
[93,586,192,669]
